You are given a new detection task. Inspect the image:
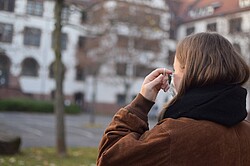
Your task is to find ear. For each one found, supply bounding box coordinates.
[180,65,185,70]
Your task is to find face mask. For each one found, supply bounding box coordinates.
[168,74,177,97]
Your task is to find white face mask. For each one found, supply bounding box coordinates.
[168,74,177,97]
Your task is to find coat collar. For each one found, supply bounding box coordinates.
[163,84,248,127]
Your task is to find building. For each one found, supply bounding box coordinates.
[167,0,250,61]
[0,0,94,104]
[79,0,175,112]
[0,0,173,114]
[169,0,250,112]
[1,0,249,114]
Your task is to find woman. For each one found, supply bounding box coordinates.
[97,32,250,166]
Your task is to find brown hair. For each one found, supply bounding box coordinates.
[160,32,249,120]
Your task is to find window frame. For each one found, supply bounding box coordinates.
[78,36,86,49]
[0,54,10,87]
[229,17,242,33]
[116,93,126,106]
[21,58,39,77]
[116,62,127,76]
[0,0,15,12]
[61,6,70,22]
[207,22,217,32]
[134,64,154,78]
[0,22,13,43]
[26,0,43,16]
[186,27,195,36]
[75,65,85,81]
[23,27,42,47]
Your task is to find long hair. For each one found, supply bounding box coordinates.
[159,32,250,120]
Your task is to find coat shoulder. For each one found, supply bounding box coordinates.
[157,118,250,165]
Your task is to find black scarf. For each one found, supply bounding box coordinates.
[163,84,248,127]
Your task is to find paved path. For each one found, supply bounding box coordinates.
[0,112,157,148]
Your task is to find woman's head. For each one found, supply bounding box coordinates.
[174,32,249,96]
[159,32,250,120]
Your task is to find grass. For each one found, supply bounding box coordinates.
[0,147,98,166]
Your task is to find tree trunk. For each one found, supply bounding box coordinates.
[90,74,97,124]
[54,0,67,156]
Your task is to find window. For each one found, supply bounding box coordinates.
[117,35,129,48]
[239,0,250,8]
[116,62,127,76]
[168,50,175,66]
[169,28,176,40]
[134,64,154,77]
[229,18,242,33]
[21,57,39,77]
[23,27,41,47]
[52,33,68,50]
[49,62,55,78]
[74,92,84,106]
[26,0,43,16]
[0,0,15,12]
[134,38,160,52]
[116,94,126,105]
[186,27,195,36]
[62,6,70,22]
[78,36,86,49]
[0,53,10,87]
[75,65,85,81]
[0,22,13,43]
[51,90,55,99]
[233,43,241,54]
[61,33,67,50]
[207,23,217,31]
[81,11,87,23]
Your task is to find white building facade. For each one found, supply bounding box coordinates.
[83,0,175,111]
[0,0,174,114]
[0,0,88,100]
[176,0,250,58]
[175,0,250,112]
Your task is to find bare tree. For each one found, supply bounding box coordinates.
[79,1,169,108]
[77,35,113,124]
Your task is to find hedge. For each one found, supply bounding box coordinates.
[0,98,81,114]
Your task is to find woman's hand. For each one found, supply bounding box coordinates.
[140,68,172,102]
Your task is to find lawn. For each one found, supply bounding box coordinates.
[0,147,98,166]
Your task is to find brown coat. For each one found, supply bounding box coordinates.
[97,94,250,166]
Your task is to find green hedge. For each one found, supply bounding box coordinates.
[0,98,81,114]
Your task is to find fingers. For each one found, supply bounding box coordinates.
[144,68,172,83]
[141,68,172,101]
[145,68,172,88]
[140,74,163,102]
[150,68,172,78]
[147,74,164,90]
[161,75,170,92]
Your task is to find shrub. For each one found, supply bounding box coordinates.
[65,104,81,114]
[0,98,81,114]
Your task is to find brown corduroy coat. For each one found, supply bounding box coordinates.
[97,94,250,166]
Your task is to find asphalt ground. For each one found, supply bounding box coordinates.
[0,112,157,148]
